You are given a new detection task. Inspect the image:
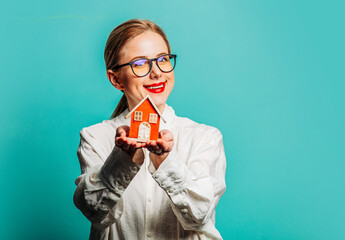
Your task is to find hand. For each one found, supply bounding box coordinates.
[146,129,174,169]
[115,125,146,164]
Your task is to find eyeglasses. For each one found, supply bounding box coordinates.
[113,54,177,77]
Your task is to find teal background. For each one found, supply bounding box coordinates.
[1,0,344,239]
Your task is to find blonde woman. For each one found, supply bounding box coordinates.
[74,19,226,240]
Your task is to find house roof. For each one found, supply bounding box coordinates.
[125,95,166,123]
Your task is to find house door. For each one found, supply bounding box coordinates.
[138,122,151,141]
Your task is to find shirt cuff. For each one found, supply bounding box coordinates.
[99,146,141,195]
[151,148,189,197]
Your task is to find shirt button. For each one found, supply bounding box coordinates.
[168,189,174,193]
[131,166,137,172]
[147,198,151,203]
[181,208,188,214]
[147,232,152,237]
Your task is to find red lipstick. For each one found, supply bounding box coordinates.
[144,81,166,93]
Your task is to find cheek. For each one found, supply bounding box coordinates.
[167,73,175,86]
[122,72,140,89]
[165,71,174,81]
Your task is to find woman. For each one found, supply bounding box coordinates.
[74,19,226,240]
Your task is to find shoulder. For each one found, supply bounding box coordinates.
[79,110,129,141]
[80,119,116,140]
[78,116,127,162]
[78,115,128,156]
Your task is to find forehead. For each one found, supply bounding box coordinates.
[121,31,169,61]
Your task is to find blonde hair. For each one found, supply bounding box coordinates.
[104,19,171,119]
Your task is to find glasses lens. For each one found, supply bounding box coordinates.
[132,59,151,76]
[157,55,175,72]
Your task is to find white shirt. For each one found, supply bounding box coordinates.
[74,105,226,240]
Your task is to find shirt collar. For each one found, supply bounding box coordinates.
[159,104,175,131]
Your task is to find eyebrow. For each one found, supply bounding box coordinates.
[129,52,168,62]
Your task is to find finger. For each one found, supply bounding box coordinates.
[129,143,137,151]
[159,129,174,142]
[116,131,128,143]
[143,140,151,149]
[146,140,155,152]
[139,142,147,148]
[149,139,162,155]
[146,145,154,152]
[116,137,124,147]
[152,141,162,153]
[158,139,174,152]
[128,139,138,151]
[116,128,125,137]
[123,140,131,151]
[121,131,127,139]
[115,132,128,146]
[157,139,172,152]
[116,125,130,137]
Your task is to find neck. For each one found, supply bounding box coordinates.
[157,104,165,115]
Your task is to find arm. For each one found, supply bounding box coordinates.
[149,128,226,231]
[73,127,142,229]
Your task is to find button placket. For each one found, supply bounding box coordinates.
[145,149,154,239]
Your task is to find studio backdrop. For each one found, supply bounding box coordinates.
[1,0,344,239]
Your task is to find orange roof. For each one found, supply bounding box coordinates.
[125,95,166,123]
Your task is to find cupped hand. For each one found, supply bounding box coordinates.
[115,125,146,164]
[146,129,174,169]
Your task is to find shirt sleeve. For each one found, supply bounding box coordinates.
[150,127,226,233]
[73,128,141,230]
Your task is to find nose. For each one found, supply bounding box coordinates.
[149,60,162,79]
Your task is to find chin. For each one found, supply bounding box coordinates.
[149,93,169,109]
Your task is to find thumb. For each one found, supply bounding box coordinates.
[159,129,173,141]
[116,125,130,137]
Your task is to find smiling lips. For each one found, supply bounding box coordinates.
[144,81,166,93]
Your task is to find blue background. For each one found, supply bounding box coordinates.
[1,0,344,239]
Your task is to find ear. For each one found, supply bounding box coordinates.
[107,69,124,90]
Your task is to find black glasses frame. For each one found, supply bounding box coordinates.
[113,54,177,77]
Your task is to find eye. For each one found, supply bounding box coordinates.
[158,55,169,62]
[133,59,147,67]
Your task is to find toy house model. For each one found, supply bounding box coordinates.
[125,95,166,142]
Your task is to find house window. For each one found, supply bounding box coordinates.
[134,111,143,121]
[149,113,158,124]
